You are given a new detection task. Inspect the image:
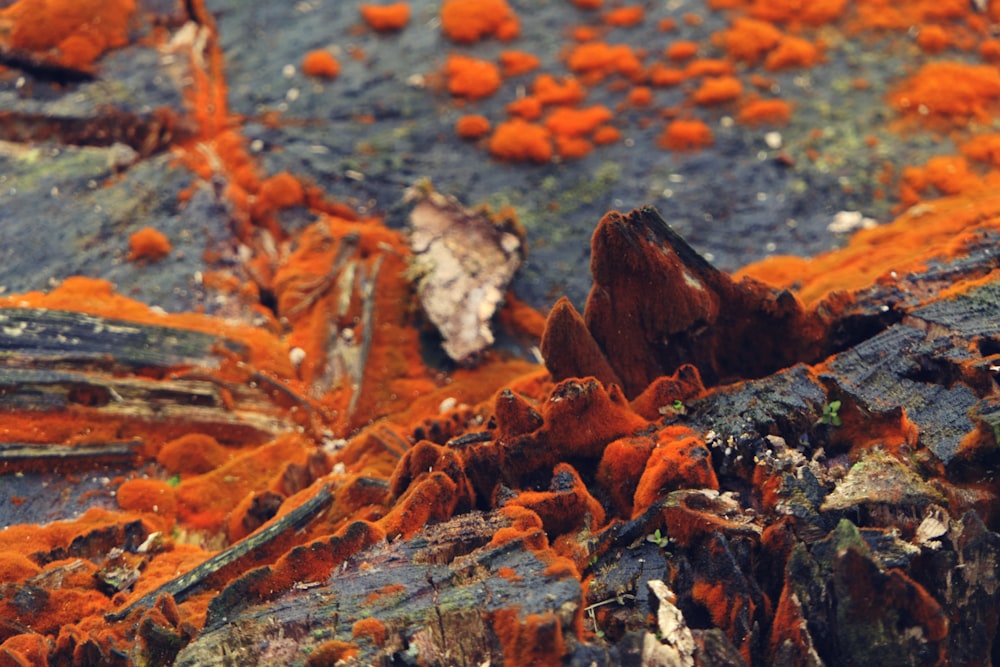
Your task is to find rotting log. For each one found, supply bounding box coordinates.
[154,212,1000,666]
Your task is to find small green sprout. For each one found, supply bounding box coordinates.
[646,528,670,548]
[166,473,181,487]
[819,400,842,427]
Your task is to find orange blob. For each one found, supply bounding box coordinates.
[446,54,502,100]
[592,125,621,144]
[603,6,644,27]
[684,58,734,77]
[738,98,792,125]
[665,40,699,61]
[692,76,743,105]
[499,50,541,77]
[455,114,492,139]
[627,86,653,106]
[258,172,305,210]
[715,17,782,64]
[764,36,821,71]
[567,42,642,79]
[891,62,1000,124]
[915,24,950,54]
[301,50,340,79]
[0,551,42,583]
[506,96,544,120]
[0,0,135,69]
[532,74,587,105]
[359,3,410,32]
[351,617,388,647]
[116,478,178,531]
[555,135,593,159]
[648,63,686,87]
[749,0,847,25]
[544,105,614,137]
[659,119,714,151]
[127,227,172,262]
[489,119,553,162]
[570,0,602,8]
[440,0,519,43]
[961,133,1000,167]
[156,433,230,475]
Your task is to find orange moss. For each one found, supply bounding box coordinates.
[684,58,734,78]
[632,433,719,516]
[905,155,983,196]
[359,3,410,32]
[648,63,686,87]
[0,551,42,582]
[764,36,821,70]
[570,0,602,8]
[505,463,606,536]
[749,0,847,25]
[627,86,653,106]
[737,188,1000,305]
[489,119,553,162]
[496,566,522,581]
[555,135,593,159]
[500,50,541,76]
[715,17,782,64]
[916,24,950,53]
[665,40,699,61]
[116,478,178,531]
[351,617,388,647]
[597,436,655,517]
[0,633,51,666]
[603,6,644,27]
[566,42,643,79]
[0,0,135,70]
[890,62,1000,124]
[306,640,359,666]
[301,50,340,79]
[258,172,305,210]
[446,54,503,100]
[961,133,1000,167]
[532,74,587,105]
[127,227,172,262]
[156,433,230,475]
[544,105,613,137]
[440,0,519,43]
[455,114,492,139]
[692,76,743,105]
[490,608,567,667]
[659,119,714,151]
[979,39,1000,62]
[506,96,543,120]
[738,98,792,126]
[592,125,621,144]
[175,434,311,531]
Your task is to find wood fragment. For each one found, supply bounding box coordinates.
[105,483,334,622]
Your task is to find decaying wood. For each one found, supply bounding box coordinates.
[107,483,334,622]
[175,511,582,666]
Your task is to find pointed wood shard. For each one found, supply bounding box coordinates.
[582,206,824,395]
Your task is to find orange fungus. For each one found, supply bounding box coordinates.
[359,3,410,32]
[456,114,492,139]
[440,0,519,43]
[446,54,503,100]
[659,119,714,151]
[489,119,553,162]
[127,227,172,262]
[301,50,341,79]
